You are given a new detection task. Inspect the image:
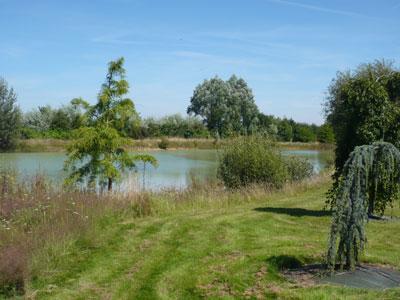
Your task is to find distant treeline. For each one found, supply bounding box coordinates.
[19,104,334,143]
[1,72,335,152]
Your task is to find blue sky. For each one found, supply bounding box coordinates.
[1,0,399,124]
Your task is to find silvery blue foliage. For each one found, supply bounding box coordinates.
[327,142,400,270]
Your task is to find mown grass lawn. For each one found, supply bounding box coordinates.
[25,182,400,299]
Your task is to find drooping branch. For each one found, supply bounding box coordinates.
[327,142,400,270]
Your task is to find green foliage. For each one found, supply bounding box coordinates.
[325,59,400,176]
[187,75,259,137]
[86,59,140,137]
[0,78,21,150]
[64,58,150,191]
[217,136,288,189]
[257,114,321,143]
[317,123,335,144]
[277,119,293,142]
[293,123,317,142]
[22,104,85,139]
[22,106,53,132]
[284,156,314,182]
[158,137,169,150]
[135,114,209,139]
[327,142,400,270]
[218,136,315,189]
[64,126,135,190]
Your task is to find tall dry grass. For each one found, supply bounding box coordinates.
[0,169,133,296]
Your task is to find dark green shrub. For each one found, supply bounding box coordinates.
[19,128,72,140]
[317,123,335,144]
[284,156,314,182]
[217,136,288,188]
[20,127,41,139]
[158,137,169,150]
[293,124,317,142]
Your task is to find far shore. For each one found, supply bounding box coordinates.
[6,138,335,153]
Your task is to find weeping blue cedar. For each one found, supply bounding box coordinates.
[327,142,400,270]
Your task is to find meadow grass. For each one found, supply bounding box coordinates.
[2,172,398,299]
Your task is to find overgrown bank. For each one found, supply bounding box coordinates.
[13,137,334,153]
[1,171,399,299]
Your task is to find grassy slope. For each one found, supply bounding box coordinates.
[26,183,400,299]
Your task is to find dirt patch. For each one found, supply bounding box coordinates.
[197,278,238,298]
[243,266,279,299]
[283,264,325,287]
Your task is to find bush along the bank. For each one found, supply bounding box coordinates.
[284,156,314,182]
[217,136,314,189]
[158,137,169,150]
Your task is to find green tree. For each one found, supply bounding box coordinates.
[64,58,152,191]
[257,113,275,130]
[50,105,85,131]
[50,108,71,131]
[325,60,400,176]
[187,75,259,137]
[227,75,259,133]
[0,78,21,150]
[23,105,54,132]
[317,123,335,144]
[277,119,293,142]
[293,123,316,142]
[64,125,135,191]
[85,58,140,136]
[21,104,86,139]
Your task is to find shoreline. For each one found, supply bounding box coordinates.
[7,138,334,153]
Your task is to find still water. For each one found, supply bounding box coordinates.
[0,149,328,191]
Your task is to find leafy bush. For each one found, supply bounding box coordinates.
[158,137,169,150]
[19,127,41,139]
[284,156,314,182]
[218,136,315,188]
[20,128,72,140]
[217,136,288,188]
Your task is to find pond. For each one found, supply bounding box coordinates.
[0,149,329,191]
